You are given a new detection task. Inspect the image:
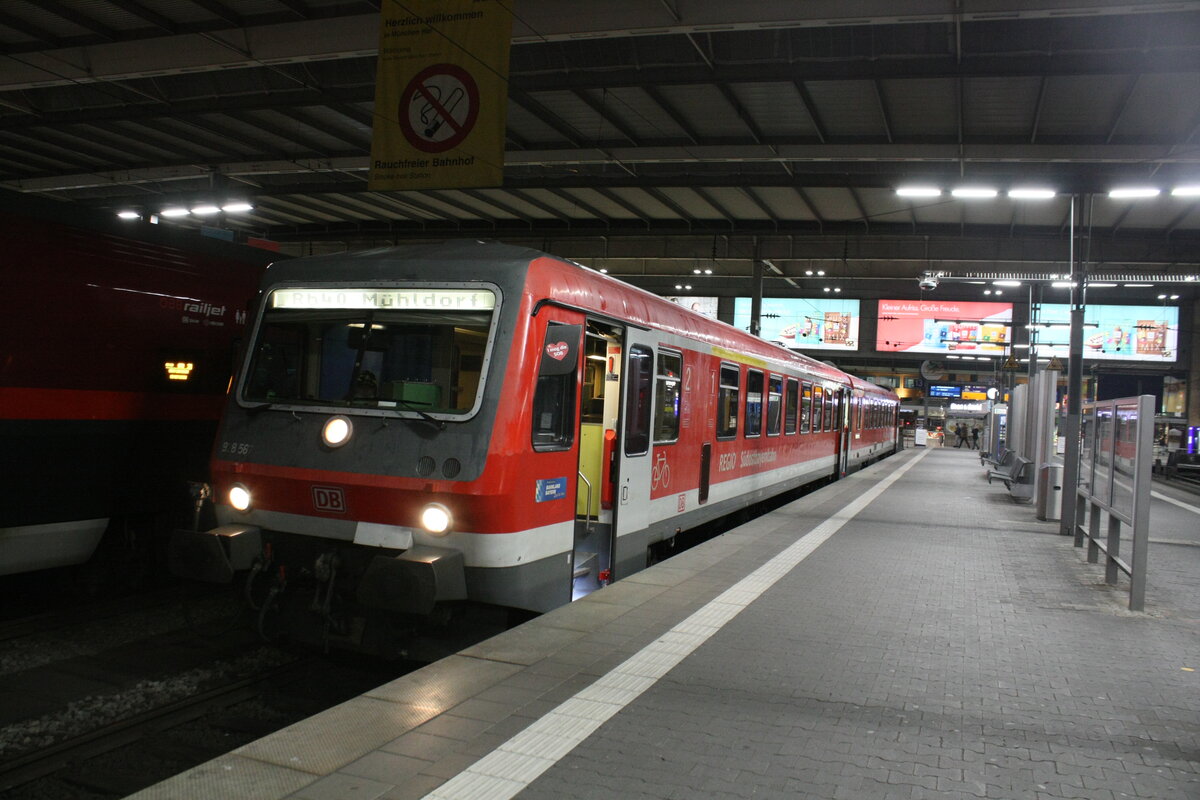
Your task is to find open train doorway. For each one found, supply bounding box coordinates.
[572,320,623,600]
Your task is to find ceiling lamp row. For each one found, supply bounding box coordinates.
[897,185,1200,199]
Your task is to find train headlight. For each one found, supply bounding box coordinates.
[228,484,252,512]
[322,415,353,448]
[420,503,452,535]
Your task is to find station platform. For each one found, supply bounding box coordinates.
[128,447,1200,800]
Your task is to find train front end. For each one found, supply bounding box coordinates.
[169,246,535,649]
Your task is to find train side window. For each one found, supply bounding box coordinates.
[745,369,764,438]
[823,387,835,432]
[717,364,739,439]
[653,349,682,444]
[784,378,799,434]
[531,323,581,452]
[810,385,822,433]
[766,375,782,436]
[800,381,812,434]
[624,345,654,456]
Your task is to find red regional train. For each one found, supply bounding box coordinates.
[0,192,275,577]
[171,241,898,648]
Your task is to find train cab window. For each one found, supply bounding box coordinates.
[532,323,582,451]
[745,369,764,438]
[810,385,822,433]
[653,350,682,444]
[800,381,813,434]
[243,285,498,418]
[717,364,739,439]
[766,375,782,436]
[624,345,653,456]
[784,378,799,434]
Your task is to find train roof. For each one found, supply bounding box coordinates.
[262,240,897,398]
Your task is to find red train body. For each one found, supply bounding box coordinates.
[0,195,273,575]
[174,242,897,644]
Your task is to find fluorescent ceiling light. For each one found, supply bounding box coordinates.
[1108,187,1160,199]
[1050,281,1077,288]
[993,280,1022,287]
[1123,283,1153,287]
[221,201,254,212]
[1013,344,1030,349]
[1087,283,1117,288]
[897,186,941,197]
[159,207,189,217]
[951,187,998,199]
[946,355,960,359]
[1170,185,1200,197]
[1008,188,1056,199]
[190,204,221,215]
[116,210,140,219]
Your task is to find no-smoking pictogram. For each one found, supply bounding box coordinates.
[398,63,480,154]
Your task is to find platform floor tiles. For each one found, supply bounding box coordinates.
[127,446,1200,800]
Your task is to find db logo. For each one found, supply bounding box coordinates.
[545,342,569,360]
[312,486,346,513]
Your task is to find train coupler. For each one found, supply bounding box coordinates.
[168,524,262,583]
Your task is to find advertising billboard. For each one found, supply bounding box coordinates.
[733,297,861,351]
[1035,304,1178,362]
[876,299,1013,355]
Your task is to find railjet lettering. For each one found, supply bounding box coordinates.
[272,289,495,311]
[160,297,227,317]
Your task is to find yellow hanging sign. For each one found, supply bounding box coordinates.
[369,0,512,191]
[1001,355,1020,371]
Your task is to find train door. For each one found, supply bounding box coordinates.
[572,320,622,600]
[836,387,852,477]
[610,328,656,581]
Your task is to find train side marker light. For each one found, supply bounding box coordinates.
[322,416,353,448]
[421,504,452,534]
[229,484,252,512]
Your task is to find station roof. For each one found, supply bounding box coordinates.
[0,1,1198,301]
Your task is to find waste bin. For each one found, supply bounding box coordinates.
[1036,463,1063,521]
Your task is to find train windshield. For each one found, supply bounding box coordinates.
[241,286,497,417]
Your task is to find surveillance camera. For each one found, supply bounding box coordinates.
[918,276,939,290]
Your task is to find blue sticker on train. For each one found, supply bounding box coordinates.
[536,477,568,502]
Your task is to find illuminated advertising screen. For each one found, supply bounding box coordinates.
[876,299,1013,354]
[733,298,861,351]
[664,296,718,318]
[1036,304,1179,362]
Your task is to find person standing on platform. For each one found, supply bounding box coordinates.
[955,423,965,447]
[971,426,980,450]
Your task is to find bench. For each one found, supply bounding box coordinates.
[981,447,1008,469]
[987,455,1032,490]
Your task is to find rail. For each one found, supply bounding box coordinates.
[1072,395,1154,612]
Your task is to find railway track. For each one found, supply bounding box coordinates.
[0,656,310,793]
